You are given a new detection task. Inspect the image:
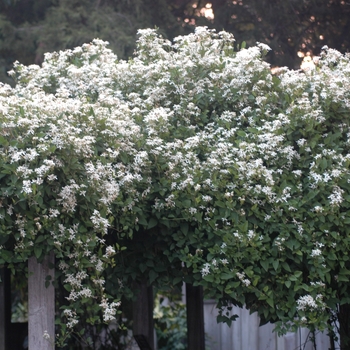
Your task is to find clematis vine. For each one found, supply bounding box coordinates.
[1,27,350,346]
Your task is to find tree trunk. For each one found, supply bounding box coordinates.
[0,266,11,350]
[28,253,55,350]
[186,284,205,350]
[338,303,350,350]
[132,281,154,349]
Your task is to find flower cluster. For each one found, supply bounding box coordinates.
[99,298,121,322]
[296,294,326,312]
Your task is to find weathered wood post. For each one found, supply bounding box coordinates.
[0,266,11,350]
[132,281,154,349]
[186,283,205,350]
[28,252,55,350]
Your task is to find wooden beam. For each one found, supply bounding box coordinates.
[28,253,55,350]
[0,266,11,350]
[186,284,205,350]
[132,281,154,350]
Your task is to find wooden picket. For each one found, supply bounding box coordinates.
[203,300,335,350]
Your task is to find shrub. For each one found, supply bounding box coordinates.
[1,27,350,347]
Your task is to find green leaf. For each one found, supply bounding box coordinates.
[261,260,269,271]
[0,136,9,147]
[146,259,155,267]
[138,216,148,226]
[237,130,246,137]
[204,274,214,282]
[34,246,42,260]
[337,274,349,282]
[147,217,157,229]
[294,271,303,278]
[182,199,191,208]
[35,235,46,244]
[149,270,158,284]
[320,158,328,170]
[180,222,189,235]
[266,298,274,308]
[272,260,279,271]
[282,262,292,272]
[221,272,234,280]
[172,276,182,285]
[139,264,147,273]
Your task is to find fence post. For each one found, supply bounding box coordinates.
[186,283,205,350]
[28,252,55,350]
[132,281,154,349]
[0,266,11,350]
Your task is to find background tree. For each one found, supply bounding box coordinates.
[209,0,350,68]
[1,0,350,84]
[0,0,188,84]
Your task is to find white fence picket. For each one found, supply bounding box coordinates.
[203,300,331,350]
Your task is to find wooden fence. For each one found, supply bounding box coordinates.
[203,300,335,350]
[1,268,338,350]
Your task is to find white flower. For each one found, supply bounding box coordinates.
[310,249,322,257]
[296,295,317,311]
[247,230,255,240]
[90,210,109,233]
[96,259,103,272]
[99,298,121,322]
[103,245,116,258]
[47,174,57,181]
[43,330,50,341]
[313,206,323,213]
[49,209,60,218]
[328,186,344,206]
[22,180,32,194]
[79,288,92,298]
[202,195,212,202]
[201,263,211,277]
[242,279,251,287]
[188,207,197,215]
[236,272,251,286]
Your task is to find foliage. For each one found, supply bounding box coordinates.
[0,40,136,344]
[11,271,28,323]
[154,293,187,350]
[2,26,350,347]
[178,41,350,341]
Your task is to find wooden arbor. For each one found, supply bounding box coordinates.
[1,259,205,350]
[132,281,205,350]
[0,254,55,350]
[28,253,55,350]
